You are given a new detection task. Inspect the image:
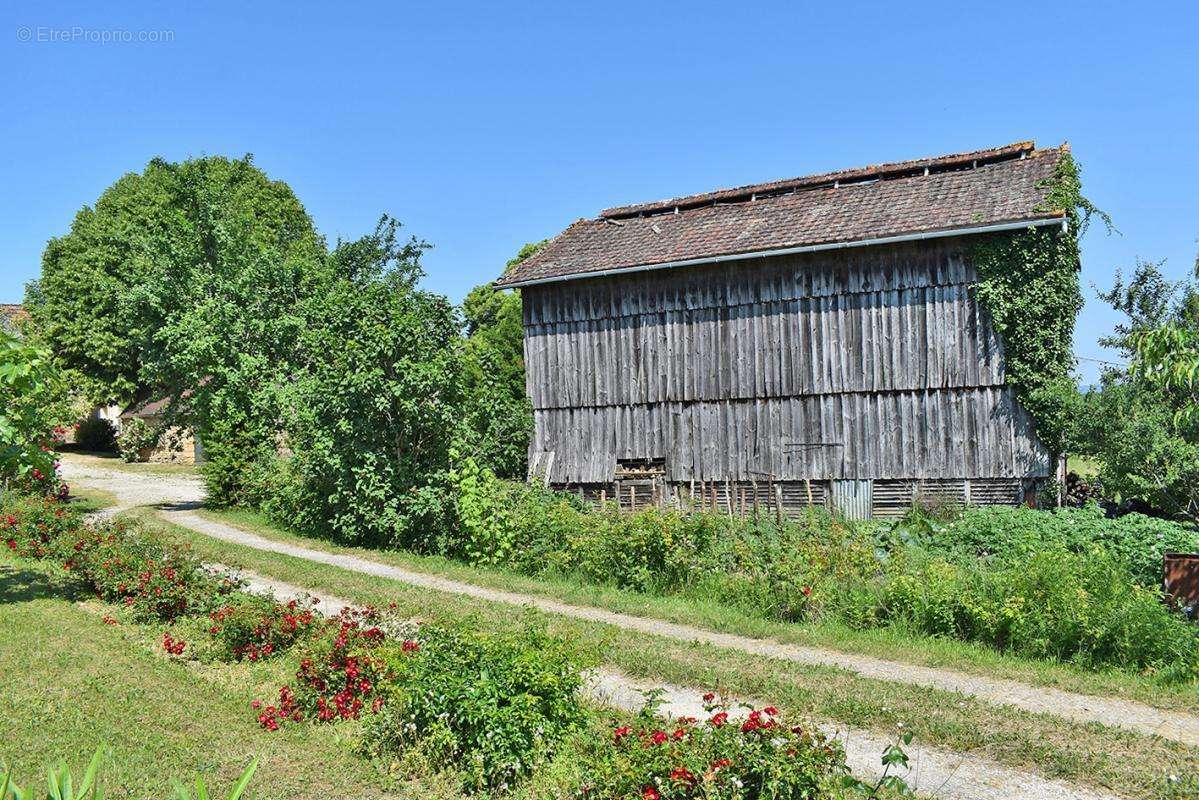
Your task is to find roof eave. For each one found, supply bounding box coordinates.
[494,215,1067,289]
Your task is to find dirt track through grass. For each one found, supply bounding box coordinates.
[58,455,1199,745]
[231,566,1126,800]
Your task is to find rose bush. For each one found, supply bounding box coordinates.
[364,619,590,794]
[573,697,848,800]
[206,594,321,662]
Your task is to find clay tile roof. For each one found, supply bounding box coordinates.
[495,141,1068,288]
[0,304,27,331]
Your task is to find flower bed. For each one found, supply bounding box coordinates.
[253,605,391,729]
[207,593,321,662]
[574,698,848,800]
[364,619,590,793]
[0,492,858,797]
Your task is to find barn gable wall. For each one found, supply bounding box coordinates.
[521,236,1049,486]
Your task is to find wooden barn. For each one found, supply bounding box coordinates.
[495,142,1070,519]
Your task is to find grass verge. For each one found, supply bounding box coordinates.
[194,505,1199,713]
[139,508,1199,800]
[66,487,119,514]
[0,548,437,799]
[58,450,200,478]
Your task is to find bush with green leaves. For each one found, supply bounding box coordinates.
[262,219,461,547]
[439,464,1199,679]
[907,503,1199,588]
[0,331,67,494]
[365,618,590,794]
[568,696,850,800]
[116,416,160,462]
[205,593,321,662]
[73,417,117,453]
[1,492,229,623]
[1,493,80,558]
[883,547,1199,678]
[53,519,230,622]
[448,471,880,623]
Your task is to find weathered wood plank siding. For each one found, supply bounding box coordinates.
[522,237,1049,486]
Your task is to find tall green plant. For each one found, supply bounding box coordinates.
[457,240,545,479]
[267,218,461,546]
[969,150,1105,455]
[0,331,65,493]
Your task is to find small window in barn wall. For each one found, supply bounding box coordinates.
[615,458,665,480]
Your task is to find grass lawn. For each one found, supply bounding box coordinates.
[0,549,432,799]
[65,487,119,514]
[58,450,200,478]
[135,508,1199,800]
[194,505,1199,714]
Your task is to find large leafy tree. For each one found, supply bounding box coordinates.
[124,156,327,504]
[1083,256,1199,519]
[268,218,462,546]
[26,165,175,404]
[28,155,327,503]
[457,241,544,479]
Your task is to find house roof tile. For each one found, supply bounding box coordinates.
[495,141,1067,288]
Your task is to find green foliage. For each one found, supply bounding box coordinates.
[263,218,461,547]
[968,151,1100,455]
[1083,256,1199,519]
[0,749,258,800]
[204,594,320,663]
[172,759,258,800]
[116,417,160,463]
[0,332,67,493]
[884,547,1198,678]
[571,697,849,800]
[28,154,327,503]
[456,241,544,480]
[1,748,105,800]
[365,618,589,794]
[73,417,117,453]
[25,164,178,405]
[1,493,229,622]
[125,156,328,506]
[906,503,1199,588]
[1,494,80,558]
[437,464,1199,679]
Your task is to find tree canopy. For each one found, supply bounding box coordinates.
[26,156,325,409]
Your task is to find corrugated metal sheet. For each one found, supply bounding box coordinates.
[830,480,873,520]
[1164,553,1199,619]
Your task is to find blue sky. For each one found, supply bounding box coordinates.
[2,1,1196,384]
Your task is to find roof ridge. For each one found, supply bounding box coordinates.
[600,141,1041,220]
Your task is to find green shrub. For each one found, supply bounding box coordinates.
[365,618,590,794]
[254,605,392,730]
[74,416,117,452]
[884,547,1199,677]
[913,504,1199,588]
[1,493,81,558]
[571,697,849,800]
[116,417,160,462]
[205,593,321,662]
[54,519,229,622]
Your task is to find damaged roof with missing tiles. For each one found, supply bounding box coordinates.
[495,141,1068,288]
